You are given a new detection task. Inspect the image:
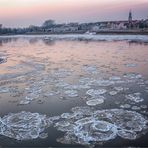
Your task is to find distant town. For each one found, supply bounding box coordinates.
[0,11,148,35]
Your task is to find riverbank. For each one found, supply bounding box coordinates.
[0,29,148,36]
[95,29,148,35]
[22,30,148,35]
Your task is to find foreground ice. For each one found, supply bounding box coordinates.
[0,111,49,140]
[55,107,148,145]
[0,107,148,146]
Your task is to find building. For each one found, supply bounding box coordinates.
[50,23,79,33]
[128,10,132,23]
[91,25,100,32]
[128,10,133,28]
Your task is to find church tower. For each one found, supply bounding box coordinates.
[128,10,132,23]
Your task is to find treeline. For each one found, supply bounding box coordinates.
[0,20,56,35]
[0,28,27,35]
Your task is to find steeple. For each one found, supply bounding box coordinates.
[128,10,132,23]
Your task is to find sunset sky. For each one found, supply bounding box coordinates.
[0,0,148,27]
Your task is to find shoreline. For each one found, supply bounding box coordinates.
[0,30,148,36]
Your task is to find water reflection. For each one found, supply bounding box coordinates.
[0,37,18,46]
[29,38,40,44]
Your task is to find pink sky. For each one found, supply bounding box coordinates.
[0,0,148,27]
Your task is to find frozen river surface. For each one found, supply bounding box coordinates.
[0,35,148,147]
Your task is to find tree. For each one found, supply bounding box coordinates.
[0,24,2,34]
[42,20,55,28]
[139,22,144,29]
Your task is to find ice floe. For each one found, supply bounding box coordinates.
[53,69,73,78]
[131,106,141,111]
[109,91,118,96]
[0,57,7,64]
[140,105,147,109]
[0,87,9,93]
[120,104,131,109]
[114,87,124,92]
[43,91,60,97]
[117,130,137,140]
[0,107,148,146]
[86,89,107,97]
[71,106,94,116]
[83,65,98,74]
[73,118,118,144]
[123,73,142,79]
[109,76,121,81]
[64,90,78,97]
[79,77,95,86]
[39,132,48,139]
[125,63,137,67]
[125,93,144,103]
[95,79,115,86]
[0,111,49,140]
[55,81,70,88]
[86,98,104,106]
[55,107,148,145]
[19,100,30,105]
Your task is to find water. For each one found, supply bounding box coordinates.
[0,35,148,147]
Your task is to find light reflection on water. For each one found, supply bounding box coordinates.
[0,35,148,147]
